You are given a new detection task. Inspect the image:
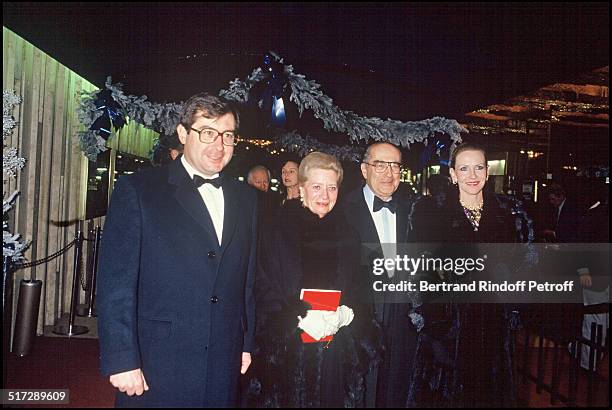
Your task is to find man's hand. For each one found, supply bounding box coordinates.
[580,274,592,288]
[109,368,149,396]
[240,352,252,374]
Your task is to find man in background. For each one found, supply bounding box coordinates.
[247,165,271,192]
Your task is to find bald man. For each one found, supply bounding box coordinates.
[342,142,417,408]
[247,165,271,192]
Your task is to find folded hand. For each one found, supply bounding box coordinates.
[297,305,354,340]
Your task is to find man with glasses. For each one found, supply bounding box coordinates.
[98,93,257,407]
[342,142,418,407]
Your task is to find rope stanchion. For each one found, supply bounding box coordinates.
[52,227,89,336]
[77,225,101,318]
[3,256,15,378]
[13,279,42,356]
[2,256,14,317]
[13,240,76,270]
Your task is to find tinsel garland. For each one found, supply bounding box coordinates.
[77,77,181,161]
[3,192,29,260]
[219,54,467,149]
[277,131,364,162]
[78,54,465,161]
[3,90,29,260]
[3,91,26,176]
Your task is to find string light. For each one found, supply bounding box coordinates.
[238,138,283,155]
[527,150,543,159]
[240,138,273,148]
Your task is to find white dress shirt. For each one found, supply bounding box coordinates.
[181,156,224,246]
[363,184,397,277]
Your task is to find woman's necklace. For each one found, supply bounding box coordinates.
[460,199,483,231]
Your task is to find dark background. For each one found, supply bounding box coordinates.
[3,2,609,193]
[4,2,608,120]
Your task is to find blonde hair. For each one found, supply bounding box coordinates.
[298,152,343,186]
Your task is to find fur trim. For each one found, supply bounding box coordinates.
[248,321,381,407]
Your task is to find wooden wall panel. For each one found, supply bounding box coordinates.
[3,27,158,334]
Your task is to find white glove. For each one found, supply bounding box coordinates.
[334,305,355,328]
[298,305,355,341]
[298,310,328,340]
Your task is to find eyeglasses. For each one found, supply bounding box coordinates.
[190,126,237,146]
[364,161,402,174]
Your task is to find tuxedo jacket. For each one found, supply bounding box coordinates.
[97,159,257,408]
[342,186,410,273]
[341,186,417,407]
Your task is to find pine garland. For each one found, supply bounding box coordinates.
[76,77,181,161]
[78,54,465,161]
[3,90,29,260]
[220,53,466,149]
[277,131,364,162]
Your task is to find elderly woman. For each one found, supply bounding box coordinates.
[408,142,518,407]
[250,152,380,408]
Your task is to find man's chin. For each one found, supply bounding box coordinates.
[206,162,226,173]
[201,167,223,176]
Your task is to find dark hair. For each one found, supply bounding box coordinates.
[179,93,240,131]
[282,159,299,169]
[450,142,487,168]
[151,132,183,166]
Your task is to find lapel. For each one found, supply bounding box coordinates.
[168,160,220,248]
[347,188,382,244]
[395,195,408,243]
[347,187,408,243]
[347,187,408,322]
[220,180,239,252]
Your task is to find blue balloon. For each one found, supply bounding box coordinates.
[89,89,126,140]
[93,89,113,110]
[107,105,126,129]
[263,53,272,71]
[271,96,286,127]
[90,115,112,140]
[256,53,288,128]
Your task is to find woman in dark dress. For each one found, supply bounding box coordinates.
[408,142,519,407]
[249,152,381,408]
[280,160,301,207]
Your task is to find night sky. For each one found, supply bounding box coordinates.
[4,2,608,122]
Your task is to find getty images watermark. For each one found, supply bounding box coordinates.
[362,243,610,304]
[372,253,486,276]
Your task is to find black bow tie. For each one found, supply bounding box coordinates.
[192,174,224,189]
[373,196,397,213]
